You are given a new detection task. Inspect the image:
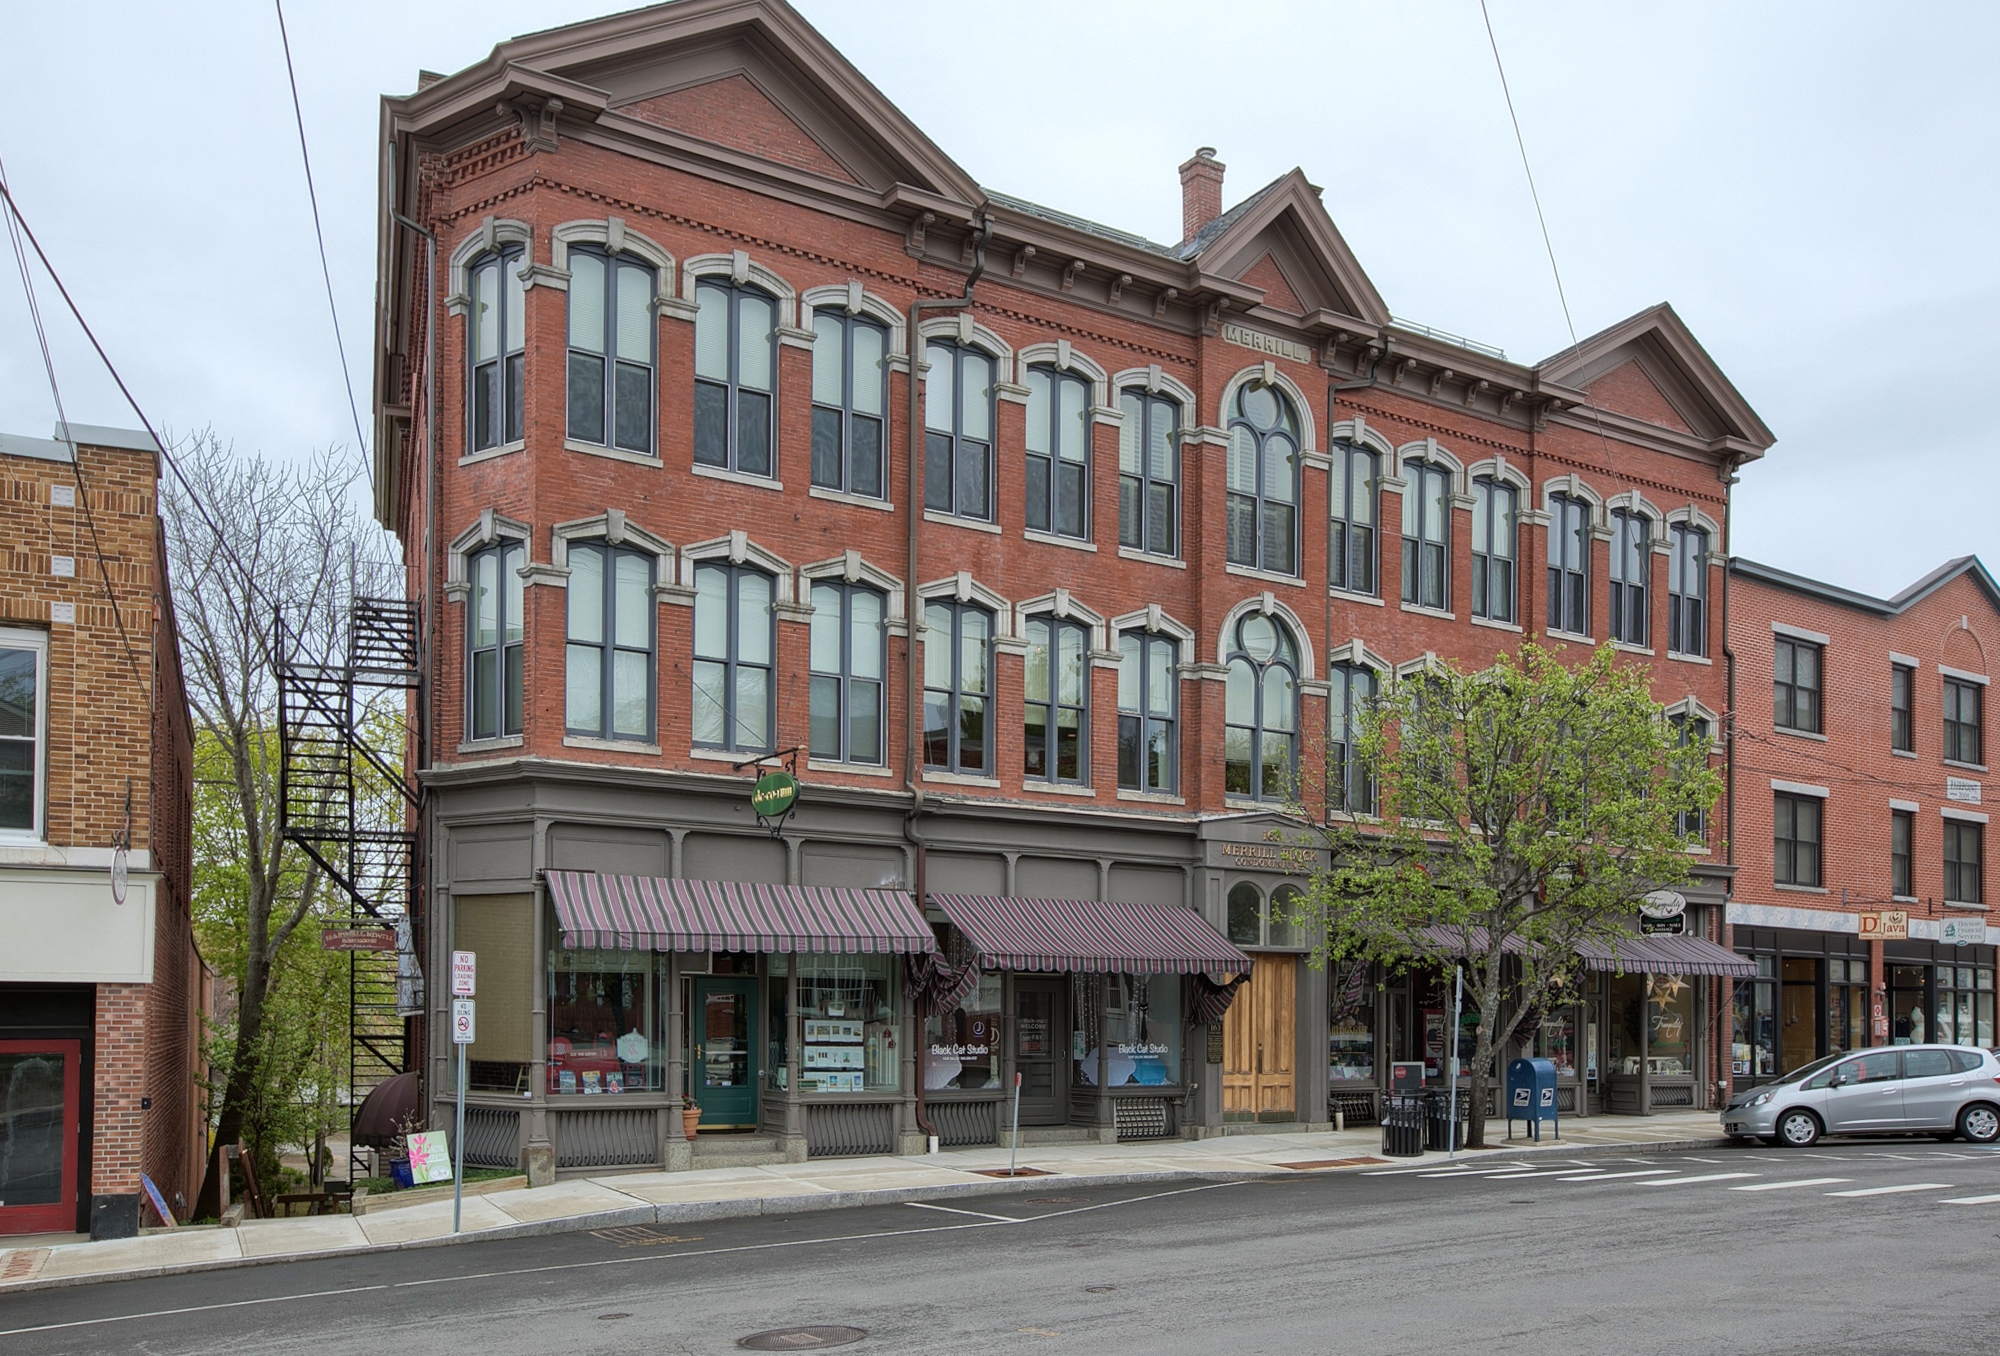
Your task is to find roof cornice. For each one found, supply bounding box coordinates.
[1730,555,2000,617]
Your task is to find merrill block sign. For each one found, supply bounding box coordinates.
[1221,322,1314,366]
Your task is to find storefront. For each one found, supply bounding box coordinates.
[1729,926,1874,1085]
[1884,940,1996,1048]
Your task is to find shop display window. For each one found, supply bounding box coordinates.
[1609,972,1694,1077]
[924,971,1002,1090]
[1891,965,1930,1043]
[1534,1013,1576,1077]
[548,948,665,1094]
[1327,962,1375,1083]
[1936,964,1996,1047]
[1733,956,1777,1078]
[1829,957,1868,1053]
[795,953,899,1092]
[1074,974,1181,1086]
[768,954,790,1092]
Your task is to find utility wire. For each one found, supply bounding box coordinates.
[1479,0,1580,353]
[274,0,373,494]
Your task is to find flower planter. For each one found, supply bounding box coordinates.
[681,1107,702,1140]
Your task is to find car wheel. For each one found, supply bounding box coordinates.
[1958,1104,2000,1145]
[1777,1109,1822,1147]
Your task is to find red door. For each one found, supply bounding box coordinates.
[0,1040,81,1235]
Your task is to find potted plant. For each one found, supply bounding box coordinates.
[680,1093,702,1141]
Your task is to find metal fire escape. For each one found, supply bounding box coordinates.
[276,597,423,1179]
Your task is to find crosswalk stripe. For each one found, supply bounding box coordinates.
[1557,1169,1673,1182]
[1941,1193,2000,1205]
[1729,1177,1851,1192]
[1638,1172,1758,1187]
[1824,1183,1954,1197]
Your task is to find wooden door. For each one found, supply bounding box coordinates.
[1223,956,1297,1120]
[693,979,759,1129]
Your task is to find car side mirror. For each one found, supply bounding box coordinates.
[1829,1074,1850,1088]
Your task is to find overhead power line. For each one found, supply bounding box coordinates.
[1479,0,1581,354]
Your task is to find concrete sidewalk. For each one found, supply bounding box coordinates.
[0,1110,1724,1294]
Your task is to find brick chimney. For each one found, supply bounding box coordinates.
[1179,147,1226,246]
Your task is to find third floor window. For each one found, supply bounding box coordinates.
[1945,677,1983,766]
[810,311,888,498]
[1891,663,1915,752]
[923,343,995,521]
[1547,493,1589,637]
[1331,442,1377,595]
[1400,460,1449,610]
[1470,477,1515,623]
[1774,637,1822,734]
[468,248,525,452]
[565,251,656,456]
[1225,384,1299,575]
[694,281,776,476]
[1608,509,1649,646]
[1025,367,1090,540]
[1666,523,1707,656]
[1118,389,1179,557]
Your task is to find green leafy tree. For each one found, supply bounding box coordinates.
[1288,643,1719,1147]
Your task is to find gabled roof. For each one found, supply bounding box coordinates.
[1177,169,1391,326]
[1731,555,2000,617]
[1537,303,1774,456]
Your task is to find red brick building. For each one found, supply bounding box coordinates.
[0,423,201,1237]
[371,0,1774,1172]
[1726,556,1998,1086]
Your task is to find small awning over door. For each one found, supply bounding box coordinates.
[545,872,937,955]
[928,894,1253,975]
[1577,933,1756,978]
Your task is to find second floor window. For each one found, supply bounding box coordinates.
[1892,808,1914,897]
[1667,523,1707,656]
[1023,616,1088,784]
[565,251,655,454]
[1774,637,1822,733]
[1329,662,1377,815]
[1547,493,1589,636]
[0,630,46,836]
[924,343,995,521]
[1946,819,1983,905]
[811,311,888,498]
[1470,477,1515,623]
[467,542,524,740]
[1225,383,1299,574]
[1026,367,1090,539]
[1608,510,1648,646]
[692,564,774,753]
[469,248,525,452]
[1891,663,1915,752]
[1400,459,1450,610]
[809,582,886,765]
[1118,390,1179,556]
[1225,612,1299,801]
[694,281,776,476]
[923,601,992,774]
[1670,714,1708,841]
[1117,632,1176,794]
[1331,442,1377,594]
[1945,677,1983,765]
[1774,792,1823,887]
[564,544,652,741]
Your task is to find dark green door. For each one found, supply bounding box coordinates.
[693,978,759,1129]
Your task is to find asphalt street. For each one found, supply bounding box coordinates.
[6,1140,2000,1356]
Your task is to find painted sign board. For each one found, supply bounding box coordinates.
[451,950,476,997]
[451,998,476,1045]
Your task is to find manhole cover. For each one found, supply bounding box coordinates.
[972,1167,1053,1178]
[737,1325,869,1350]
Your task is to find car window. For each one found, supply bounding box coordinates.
[1782,1053,1847,1086]
[1950,1049,1989,1074]
[1803,1060,1857,1090]
[1904,1049,1955,1078]
[1853,1051,1902,1083]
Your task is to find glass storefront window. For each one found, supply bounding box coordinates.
[796,953,899,1092]
[1328,961,1375,1083]
[1937,964,1996,1047]
[1535,1013,1576,1076]
[1732,955,1776,1078]
[1891,965,1930,1044]
[548,948,665,1094]
[1829,957,1867,1053]
[1610,972,1695,1076]
[1076,974,1181,1086]
[925,971,1003,1090]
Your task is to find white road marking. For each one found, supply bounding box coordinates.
[1638,1172,1759,1187]
[1557,1169,1675,1182]
[1825,1182,1954,1197]
[1728,1177,1851,1192]
[1681,1156,1724,1164]
[1941,1193,2000,1205]
[905,1201,1021,1222]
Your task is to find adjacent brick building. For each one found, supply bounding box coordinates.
[0,423,201,1237]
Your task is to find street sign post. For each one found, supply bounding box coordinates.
[451,950,477,997]
[451,994,475,1233]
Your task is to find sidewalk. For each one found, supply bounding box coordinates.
[0,1110,1723,1294]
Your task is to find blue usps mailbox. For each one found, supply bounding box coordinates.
[1506,1057,1559,1142]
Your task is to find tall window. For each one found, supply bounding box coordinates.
[1400,460,1450,610]
[1470,477,1515,623]
[1608,510,1648,646]
[564,544,652,741]
[811,311,888,498]
[1892,809,1914,898]
[924,343,995,521]
[467,542,524,741]
[1118,390,1179,557]
[468,247,525,452]
[1331,442,1377,595]
[809,583,885,765]
[923,601,992,774]
[565,251,655,454]
[692,564,774,753]
[1329,663,1377,815]
[1774,792,1823,887]
[1225,383,1299,574]
[1891,663,1915,752]
[1944,677,1983,765]
[1117,632,1176,794]
[1774,637,1822,733]
[693,281,776,476]
[1026,367,1090,539]
[1024,617,1088,784]
[0,629,46,836]
[1946,820,1984,905]
[1547,494,1589,636]
[1225,612,1299,801]
[1670,713,1709,841]
[1667,523,1707,656]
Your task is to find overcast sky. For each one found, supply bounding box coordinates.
[2,1,1993,596]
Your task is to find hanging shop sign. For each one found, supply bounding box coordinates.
[1858,910,1909,941]
[322,927,399,952]
[752,770,799,819]
[1639,890,1686,920]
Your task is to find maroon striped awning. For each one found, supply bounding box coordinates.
[545,872,936,955]
[1578,933,1756,978]
[930,894,1252,975]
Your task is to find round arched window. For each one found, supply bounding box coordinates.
[1226,881,1263,947]
[1225,383,1301,574]
[1225,612,1300,800]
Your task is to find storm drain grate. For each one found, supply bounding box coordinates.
[589,1225,704,1247]
[971,1166,1054,1178]
[737,1326,869,1350]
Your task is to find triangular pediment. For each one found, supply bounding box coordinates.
[621,72,858,184]
[1184,170,1391,326]
[1583,360,1694,435]
[1537,304,1774,452]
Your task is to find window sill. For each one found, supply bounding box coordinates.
[922,770,1001,788]
[459,440,524,467]
[564,438,660,467]
[1893,895,1919,905]
[1545,630,1596,647]
[1943,759,1989,774]
[1023,529,1097,553]
[1224,563,1304,588]
[1224,796,1285,810]
[1118,546,1185,570]
[1116,789,1186,806]
[806,758,894,778]
[1775,726,1829,743]
[691,462,781,492]
[1942,900,1989,912]
[1023,781,1097,797]
[807,485,893,512]
[1469,614,1522,633]
[688,746,770,764]
[1773,883,1830,895]
[562,736,661,754]
[923,509,1000,535]
[1399,602,1456,621]
[1610,641,1655,657]
[456,736,524,755]
[1892,748,1919,760]
[1329,587,1384,607]
[1667,650,1714,666]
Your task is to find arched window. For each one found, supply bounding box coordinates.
[566,250,656,454]
[1547,493,1590,637]
[809,582,886,764]
[1119,389,1180,557]
[923,600,992,773]
[1225,880,1300,948]
[1331,441,1376,595]
[924,342,995,521]
[1024,615,1089,783]
[694,281,776,476]
[1329,662,1377,815]
[811,311,888,498]
[468,247,525,452]
[1401,458,1449,610]
[565,543,653,740]
[1226,384,1300,574]
[1118,631,1177,794]
[1608,509,1649,645]
[1471,478,1516,623]
[692,563,775,752]
[1225,612,1299,800]
[1026,366,1090,539]
[1667,523,1707,656]
[467,541,524,740]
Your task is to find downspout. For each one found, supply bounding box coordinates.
[905,214,992,1141]
[1718,452,1742,1106]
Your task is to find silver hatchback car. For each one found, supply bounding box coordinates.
[1722,1044,2000,1147]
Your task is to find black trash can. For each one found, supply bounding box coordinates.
[1423,1089,1468,1152]
[1380,1093,1424,1157]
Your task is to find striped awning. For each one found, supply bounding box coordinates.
[930,894,1253,975]
[1578,933,1756,978]
[545,872,936,955]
